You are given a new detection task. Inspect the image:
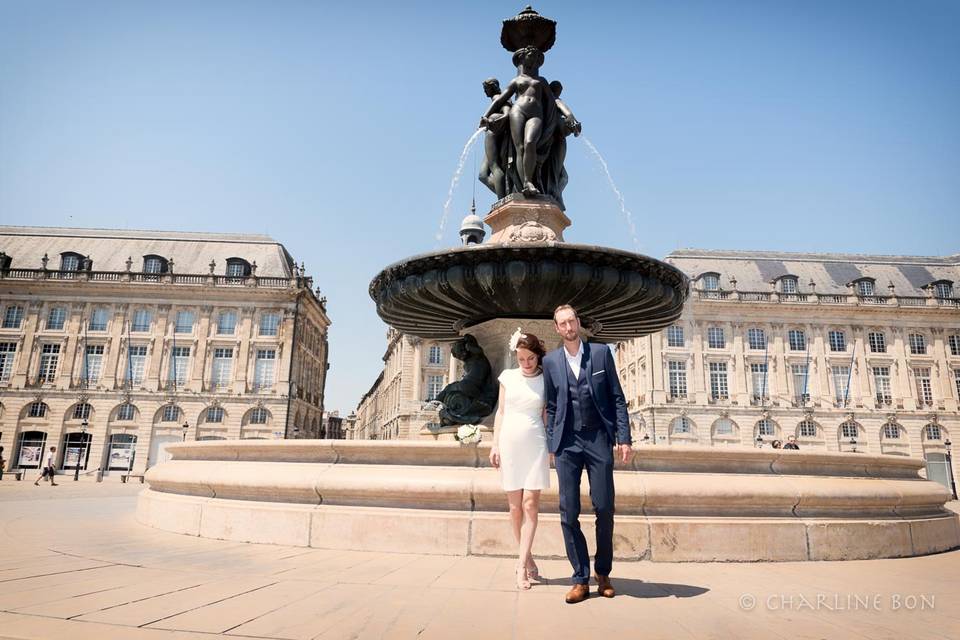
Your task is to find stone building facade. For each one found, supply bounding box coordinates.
[0,226,330,479]
[616,249,959,493]
[353,329,459,440]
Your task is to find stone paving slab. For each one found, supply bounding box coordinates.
[1,482,959,639]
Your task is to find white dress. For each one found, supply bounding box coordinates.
[496,368,550,491]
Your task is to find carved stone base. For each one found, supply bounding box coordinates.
[483,196,571,243]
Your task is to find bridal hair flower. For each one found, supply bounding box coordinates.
[508,327,525,351]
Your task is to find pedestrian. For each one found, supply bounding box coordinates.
[771,439,782,449]
[34,446,58,486]
[0,445,5,481]
[783,436,800,450]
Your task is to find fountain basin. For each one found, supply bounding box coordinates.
[137,440,960,561]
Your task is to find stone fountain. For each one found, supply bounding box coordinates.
[138,7,959,561]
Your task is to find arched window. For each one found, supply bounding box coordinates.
[205,406,224,423]
[931,281,954,299]
[27,401,48,418]
[115,403,137,421]
[225,258,251,278]
[249,407,269,425]
[72,403,92,420]
[839,421,859,439]
[924,423,942,441]
[712,417,736,437]
[778,276,799,294]
[756,418,777,437]
[853,278,875,297]
[60,252,85,272]
[699,273,720,291]
[670,416,693,435]
[142,255,169,274]
[881,422,901,440]
[161,405,181,422]
[797,419,818,438]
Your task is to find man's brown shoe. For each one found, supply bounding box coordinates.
[565,584,590,604]
[595,574,615,598]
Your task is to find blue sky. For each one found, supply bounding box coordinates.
[1,0,958,412]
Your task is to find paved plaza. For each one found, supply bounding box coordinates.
[1,480,959,640]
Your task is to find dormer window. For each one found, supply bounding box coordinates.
[932,281,954,299]
[143,255,168,274]
[225,258,251,278]
[779,276,798,294]
[700,273,720,291]
[60,252,84,272]
[854,279,875,297]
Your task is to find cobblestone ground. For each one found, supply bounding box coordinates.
[1,479,959,639]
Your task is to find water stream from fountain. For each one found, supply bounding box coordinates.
[581,136,641,252]
[435,128,485,246]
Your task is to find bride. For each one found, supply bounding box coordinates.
[489,328,550,590]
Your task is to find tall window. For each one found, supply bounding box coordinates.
[38,344,60,383]
[780,277,798,294]
[914,367,933,406]
[28,401,47,418]
[746,328,766,350]
[868,331,886,353]
[162,405,181,422]
[882,422,901,440]
[259,313,280,336]
[174,310,195,334]
[217,310,237,335]
[668,361,688,398]
[254,349,276,391]
[427,374,444,400]
[131,309,152,332]
[840,421,859,439]
[750,363,768,402]
[798,420,817,438]
[116,403,136,421]
[831,365,850,405]
[3,305,24,329]
[908,333,926,355]
[708,362,728,400]
[73,403,92,420]
[128,345,147,385]
[706,326,725,349]
[949,335,960,357]
[0,342,16,381]
[250,407,269,424]
[791,364,809,403]
[84,344,104,385]
[170,346,190,387]
[934,282,954,299]
[873,367,892,405]
[206,406,224,423]
[666,325,684,347]
[757,419,776,437]
[856,280,875,297]
[828,330,846,352]
[428,345,443,365]
[701,274,720,291]
[88,308,109,331]
[212,347,234,390]
[46,307,67,330]
[672,416,692,434]
[925,424,942,441]
[787,329,806,351]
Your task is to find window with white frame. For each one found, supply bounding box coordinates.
[174,310,194,334]
[206,406,224,423]
[882,422,901,439]
[791,364,809,403]
[831,365,850,405]
[671,416,692,434]
[868,331,886,353]
[934,282,954,299]
[60,253,81,272]
[840,421,859,439]
[73,403,91,420]
[873,367,892,405]
[798,420,817,438]
[750,363,768,401]
[28,401,47,418]
[127,345,147,385]
[3,305,24,329]
[780,277,798,294]
[787,329,806,351]
[908,333,926,355]
[428,345,443,365]
[259,312,280,336]
[250,407,269,424]
[162,405,181,422]
[169,346,190,387]
[828,330,846,352]
[116,403,136,421]
[254,349,276,391]
[144,256,165,273]
[427,375,444,400]
[0,342,16,382]
[46,307,67,330]
[38,344,60,383]
[666,325,684,347]
[84,344,104,385]
[714,418,734,436]
[668,361,687,398]
[217,310,237,335]
[949,335,960,357]
[757,419,776,437]
[706,326,725,349]
[88,308,109,332]
[856,280,875,297]
[746,328,766,350]
[131,309,151,332]
[925,423,942,441]
[708,362,728,399]
[914,367,933,405]
[212,347,234,390]
[701,274,720,291]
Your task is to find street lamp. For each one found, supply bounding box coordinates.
[74,419,88,482]
[849,437,857,453]
[755,435,763,448]
[182,421,189,442]
[945,439,958,500]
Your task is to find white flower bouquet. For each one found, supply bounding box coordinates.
[455,424,482,445]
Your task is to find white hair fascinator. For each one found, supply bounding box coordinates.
[508,327,525,351]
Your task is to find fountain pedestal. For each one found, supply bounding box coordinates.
[483,196,571,243]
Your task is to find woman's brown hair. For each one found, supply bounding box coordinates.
[516,332,546,365]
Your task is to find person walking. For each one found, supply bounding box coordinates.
[34,446,58,486]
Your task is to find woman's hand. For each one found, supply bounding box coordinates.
[489,445,501,468]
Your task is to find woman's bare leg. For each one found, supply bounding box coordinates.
[518,489,541,570]
[506,489,523,545]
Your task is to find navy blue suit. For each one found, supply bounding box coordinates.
[543,341,630,584]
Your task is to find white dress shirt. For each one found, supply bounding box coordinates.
[564,340,584,380]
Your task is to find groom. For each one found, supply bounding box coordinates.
[542,304,631,604]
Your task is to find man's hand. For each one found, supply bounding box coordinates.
[616,443,632,463]
[489,446,501,469]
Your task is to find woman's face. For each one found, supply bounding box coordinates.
[516,347,539,374]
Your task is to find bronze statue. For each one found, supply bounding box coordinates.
[479,78,514,200]
[435,334,498,426]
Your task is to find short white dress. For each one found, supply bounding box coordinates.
[496,368,550,491]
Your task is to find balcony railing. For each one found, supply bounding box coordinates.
[0,268,304,290]
[694,288,959,308]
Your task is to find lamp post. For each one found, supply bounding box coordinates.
[946,439,958,500]
[74,419,88,481]
[850,437,857,453]
[182,421,189,442]
[755,435,763,448]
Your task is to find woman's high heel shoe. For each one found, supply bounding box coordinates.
[526,558,540,581]
[516,563,531,590]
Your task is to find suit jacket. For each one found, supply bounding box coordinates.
[542,341,631,454]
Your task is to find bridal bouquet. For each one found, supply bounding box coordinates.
[455,424,482,445]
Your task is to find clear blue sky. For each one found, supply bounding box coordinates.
[1,1,958,412]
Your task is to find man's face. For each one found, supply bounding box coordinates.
[554,309,580,342]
